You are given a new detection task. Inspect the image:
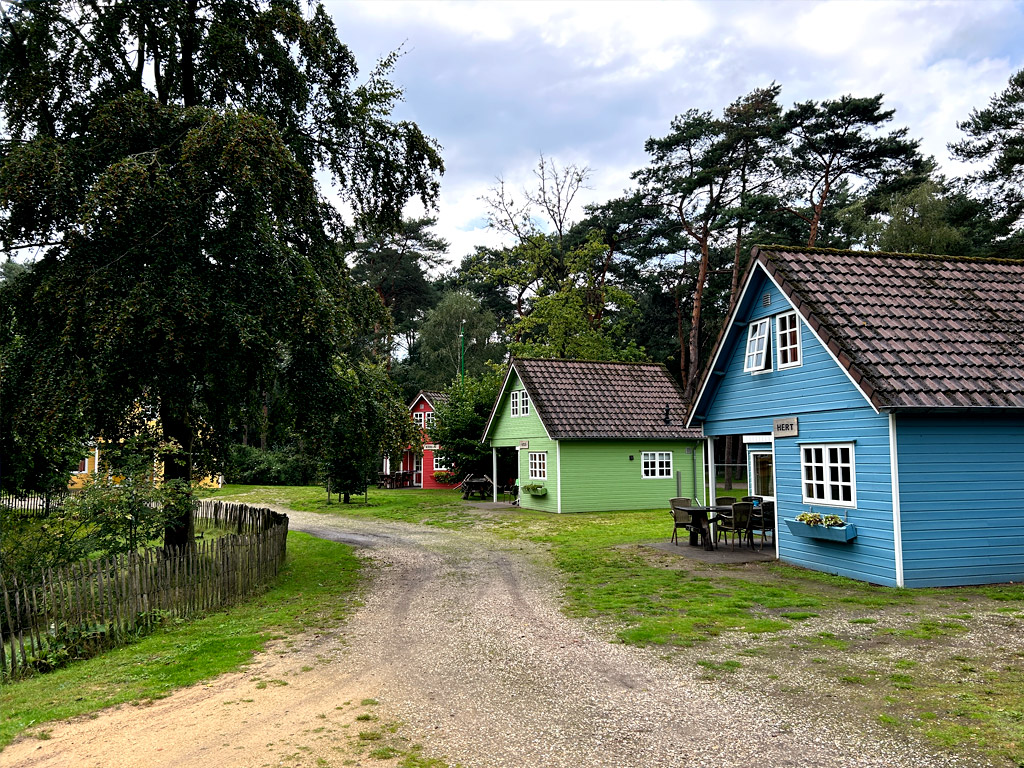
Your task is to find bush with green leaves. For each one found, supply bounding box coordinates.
[225,443,317,486]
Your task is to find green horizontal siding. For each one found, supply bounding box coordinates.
[517,435,558,512]
[559,440,703,513]
[488,372,548,447]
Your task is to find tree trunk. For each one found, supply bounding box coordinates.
[674,283,687,383]
[159,401,195,552]
[807,176,831,247]
[684,240,712,402]
[179,0,199,108]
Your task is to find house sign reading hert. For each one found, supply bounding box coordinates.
[773,417,798,438]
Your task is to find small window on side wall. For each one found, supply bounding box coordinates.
[529,451,547,480]
[641,451,672,478]
[744,318,772,373]
[777,311,801,369]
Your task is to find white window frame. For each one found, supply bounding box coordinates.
[529,451,547,480]
[510,390,520,417]
[520,389,530,416]
[776,311,802,369]
[424,411,435,429]
[801,442,856,508]
[641,451,673,479]
[432,453,449,471]
[744,318,772,373]
[413,412,425,429]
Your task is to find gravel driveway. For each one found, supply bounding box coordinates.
[4,509,975,767]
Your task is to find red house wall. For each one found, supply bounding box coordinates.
[410,396,458,489]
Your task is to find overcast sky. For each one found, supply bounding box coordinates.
[323,0,1024,263]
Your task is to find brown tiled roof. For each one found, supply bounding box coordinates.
[754,246,1024,409]
[510,358,702,439]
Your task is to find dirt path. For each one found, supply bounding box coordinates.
[3,510,975,768]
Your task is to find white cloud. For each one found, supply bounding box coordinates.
[326,0,1024,265]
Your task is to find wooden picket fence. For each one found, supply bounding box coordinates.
[0,491,74,519]
[0,500,288,680]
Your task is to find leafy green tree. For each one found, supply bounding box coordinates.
[719,84,787,295]
[506,233,646,362]
[429,371,504,480]
[837,179,968,255]
[635,90,784,397]
[312,361,419,503]
[349,216,449,358]
[781,94,922,246]
[950,68,1024,248]
[0,2,443,547]
[412,290,504,389]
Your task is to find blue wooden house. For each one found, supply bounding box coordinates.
[687,246,1024,587]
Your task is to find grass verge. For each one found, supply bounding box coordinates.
[0,531,361,749]
[202,484,480,529]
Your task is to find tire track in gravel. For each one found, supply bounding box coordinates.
[2,508,984,768]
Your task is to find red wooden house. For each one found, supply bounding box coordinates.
[385,391,459,489]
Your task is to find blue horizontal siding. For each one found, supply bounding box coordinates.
[702,274,871,437]
[897,413,1024,587]
[700,270,897,586]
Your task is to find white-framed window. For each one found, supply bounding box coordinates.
[432,453,449,471]
[413,412,425,429]
[801,443,856,507]
[776,311,801,369]
[744,318,772,372]
[511,389,529,417]
[424,411,435,430]
[641,451,673,478]
[529,451,547,480]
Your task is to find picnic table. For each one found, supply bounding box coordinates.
[461,475,493,500]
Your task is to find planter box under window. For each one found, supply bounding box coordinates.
[524,486,547,496]
[784,518,858,542]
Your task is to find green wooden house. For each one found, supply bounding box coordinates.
[481,358,704,512]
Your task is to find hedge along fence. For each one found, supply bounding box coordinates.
[0,500,288,680]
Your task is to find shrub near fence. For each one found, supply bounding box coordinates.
[0,500,288,680]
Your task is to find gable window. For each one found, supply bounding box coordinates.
[413,412,425,429]
[743,318,772,372]
[511,389,529,417]
[801,443,856,507]
[424,411,435,430]
[529,451,547,480]
[641,451,672,478]
[777,311,801,369]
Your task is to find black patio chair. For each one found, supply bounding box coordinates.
[718,502,752,550]
[668,497,693,545]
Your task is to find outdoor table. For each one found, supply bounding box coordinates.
[680,506,735,551]
[461,477,492,500]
